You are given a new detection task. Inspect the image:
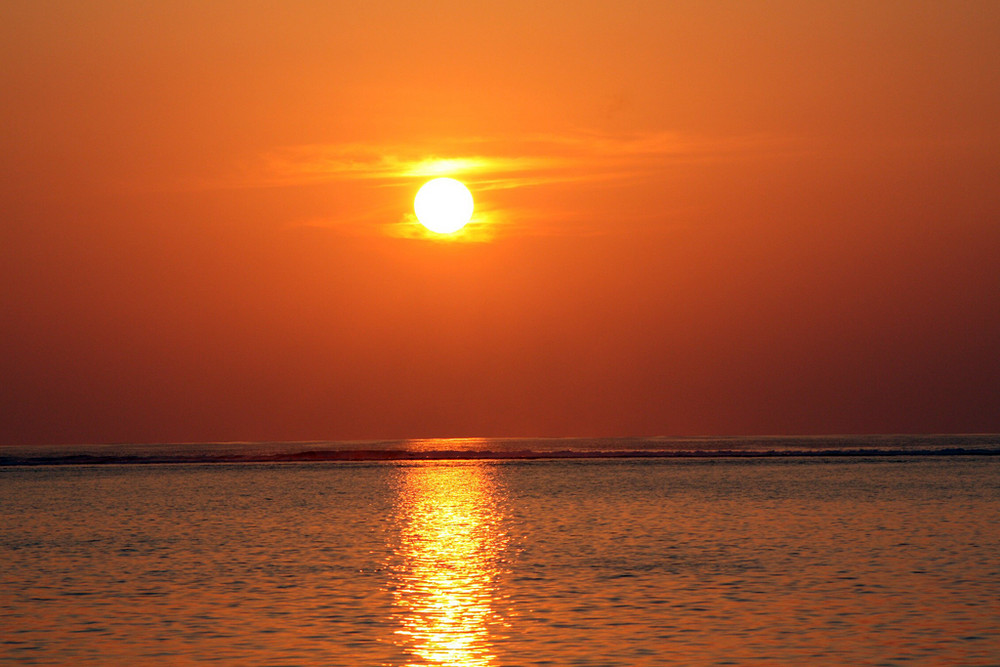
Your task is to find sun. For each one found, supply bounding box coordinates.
[414,177,474,234]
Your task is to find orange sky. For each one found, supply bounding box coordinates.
[2,1,999,444]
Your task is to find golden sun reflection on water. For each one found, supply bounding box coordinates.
[388,462,509,667]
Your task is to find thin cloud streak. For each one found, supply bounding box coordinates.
[250,131,792,239]
[258,132,785,188]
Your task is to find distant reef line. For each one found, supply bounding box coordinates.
[2,447,999,466]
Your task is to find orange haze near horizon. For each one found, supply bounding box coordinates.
[2,1,999,445]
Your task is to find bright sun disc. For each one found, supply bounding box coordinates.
[414,177,474,234]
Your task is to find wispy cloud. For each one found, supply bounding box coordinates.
[240,131,791,239]
[259,132,778,185]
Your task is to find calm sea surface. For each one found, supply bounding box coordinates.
[2,448,999,664]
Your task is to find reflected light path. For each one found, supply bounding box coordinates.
[387,461,510,666]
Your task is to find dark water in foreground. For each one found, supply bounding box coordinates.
[2,446,999,664]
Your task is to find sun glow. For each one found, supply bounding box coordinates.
[414,177,474,234]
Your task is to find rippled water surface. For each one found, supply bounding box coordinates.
[2,457,999,665]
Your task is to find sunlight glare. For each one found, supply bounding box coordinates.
[414,177,474,234]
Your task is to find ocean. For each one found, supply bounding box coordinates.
[2,436,999,665]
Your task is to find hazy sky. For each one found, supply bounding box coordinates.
[2,1,999,444]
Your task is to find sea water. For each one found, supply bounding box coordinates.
[2,445,999,665]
